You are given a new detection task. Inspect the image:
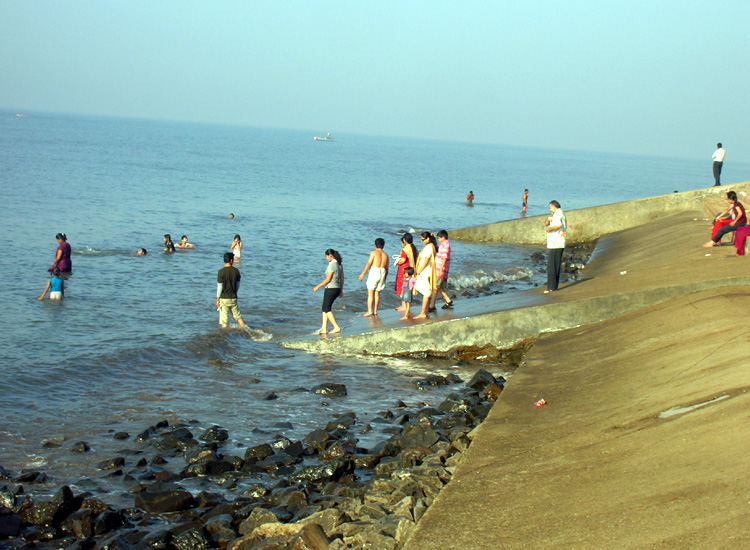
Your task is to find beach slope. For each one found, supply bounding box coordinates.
[404,212,750,549]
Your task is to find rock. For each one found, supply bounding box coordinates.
[414,375,448,389]
[284,440,305,459]
[171,521,211,550]
[200,426,229,444]
[466,369,496,391]
[396,424,439,450]
[244,443,274,462]
[155,427,196,451]
[0,466,11,481]
[296,509,343,538]
[344,528,396,550]
[136,425,158,442]
[114,432,130,440]
[264,392,278,401]
[58,508,93,540]
[310,383,347,397]
[325,412,355,431]
[98,457,126,470]
[238,507,279,536]
[0,486,16,509]
[71,441,91,453]
[482,382,504,401]
[93,509,125,535]
[134,488,195,513]
[0,512,21,538]
[289,459,353,485]
[287,523,329,550]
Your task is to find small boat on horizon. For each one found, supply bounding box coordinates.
[15,113,29,117]
[314,133,333,142]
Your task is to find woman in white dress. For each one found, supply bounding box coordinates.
[413,232,437,319]
[230,234,242,260]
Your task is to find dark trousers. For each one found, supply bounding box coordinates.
[547,247,564,291]
[713,161,723,186]
[713,223,745,244]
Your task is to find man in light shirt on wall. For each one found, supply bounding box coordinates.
[713,143,725,186]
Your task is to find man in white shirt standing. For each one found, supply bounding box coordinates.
[713,142,725,186]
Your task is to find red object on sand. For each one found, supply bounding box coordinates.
[534,399,546,407]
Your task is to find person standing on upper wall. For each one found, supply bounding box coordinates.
[49,233,72,273]
[544,200,566,294]
[713,143,725,186]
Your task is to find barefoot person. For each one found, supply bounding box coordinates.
[399,267,416,320]
[522,189,529,213]
[394,233,418,308]
[313,249,344,334]
[429,230,454,310]
[358,238,389,317]
[544,200,566,293]
[413,232,437,319]
[216,252,247,329]
[704,191,746,248]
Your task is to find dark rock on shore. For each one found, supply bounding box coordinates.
[3,368,508,549]
[311,383,347,397]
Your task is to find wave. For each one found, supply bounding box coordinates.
[450,266,536,291]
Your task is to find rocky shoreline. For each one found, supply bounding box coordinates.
[1,370,507,550]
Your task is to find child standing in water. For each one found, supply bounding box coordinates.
[38,267,64,301]
[231,234,242,260]
[399,267,415,320]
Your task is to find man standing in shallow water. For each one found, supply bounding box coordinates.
[358,238,389,317]
[216,252,247,329]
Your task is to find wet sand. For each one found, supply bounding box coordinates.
[404,210,750,549]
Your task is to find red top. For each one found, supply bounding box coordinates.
[734,201,747,225]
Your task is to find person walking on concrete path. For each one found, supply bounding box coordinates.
[713,143,725,186]
[544,200,566,293]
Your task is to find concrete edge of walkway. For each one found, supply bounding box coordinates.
[280,276,750,357]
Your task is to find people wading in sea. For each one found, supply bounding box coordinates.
[216,252,247,329]
[358,238,389,317]
[313,249,344,334]
[49,233,72,273]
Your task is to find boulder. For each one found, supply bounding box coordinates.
[238,507,279,536]
[287,523,329,550]
[0,512,21,538]
[200,426,229,444]
[466,369,496,391]
[134,488,195,513]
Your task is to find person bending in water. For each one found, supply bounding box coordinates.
[358,238,389,317]
[176,235,194,249]
[38,267,65,301]
[216,252,247,329]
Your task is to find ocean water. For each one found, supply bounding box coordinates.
[1,110,746,502]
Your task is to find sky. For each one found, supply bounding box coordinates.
[2,1,749,159]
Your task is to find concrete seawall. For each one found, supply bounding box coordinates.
[451,182,750,245]
[281,186,750,358]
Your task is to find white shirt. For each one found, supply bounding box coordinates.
[713,148,725,163]
[547,209,566,249]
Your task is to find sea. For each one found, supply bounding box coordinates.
[1,109,746,505]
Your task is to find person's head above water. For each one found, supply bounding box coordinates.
[234,234,241,241]
[137,248,147,256]
[229,213,235,219]
[51,267,60,276]
[164,234,171,241]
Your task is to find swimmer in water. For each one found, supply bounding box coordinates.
[176,235,195,249]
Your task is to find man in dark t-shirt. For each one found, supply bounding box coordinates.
[216,252,247,329]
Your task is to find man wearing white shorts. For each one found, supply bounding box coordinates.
[358,238,389,317]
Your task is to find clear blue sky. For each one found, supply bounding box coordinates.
[2,1,748,159]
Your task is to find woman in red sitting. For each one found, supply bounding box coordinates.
[704,191,746,248]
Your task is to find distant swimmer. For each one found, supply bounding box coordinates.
[712,143,725,186]
[358,238,389,317]
[38,267,64,301]
[522,189,529,213]
[163,234,175,253]
[136,248,148,256]
[466,191,474,206]
[216,252,247,329]
[176,235,195,249]
[229,213,235,219]
[231,234,242,260]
